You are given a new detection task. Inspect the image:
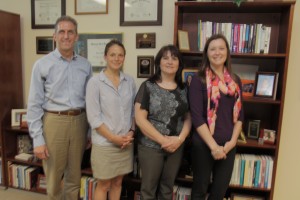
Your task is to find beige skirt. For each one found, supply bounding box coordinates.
[91,144,133,180]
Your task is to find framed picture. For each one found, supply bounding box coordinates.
[254,72,279,100]
[120,0,162,26]
[241,79,255,98]
[37,174,47,191]
[136,33,156,48]
[178,30,190,51]
[11,109,27,127]
[261,129,276,145]
[137,56,154,78]
[20,112,28,129]
[182,68,198,86]
[31,0,66,29]
[247,120,261,139]
[74,33,123,72]
[231,193,264,200]
[36,36,55,54]
[75,0,108,15]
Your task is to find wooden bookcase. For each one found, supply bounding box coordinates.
[0,10,23,188]
[173,1,295,199]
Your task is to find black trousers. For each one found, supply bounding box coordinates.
[191,139,236,200]
[138,144,184,200]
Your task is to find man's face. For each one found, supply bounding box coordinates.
[53,21,78,53]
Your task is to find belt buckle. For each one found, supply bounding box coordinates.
[68,110,76,115]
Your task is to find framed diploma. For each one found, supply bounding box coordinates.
[31,0,66,29]
[75,0,108,15]
[120,0,162,26]
[74,33,123,72]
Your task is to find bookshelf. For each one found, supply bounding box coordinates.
[0,10,23,188]
[173,1,295,199]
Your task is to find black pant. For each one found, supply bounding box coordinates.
[138,144,184,200]
[191,139,236,200]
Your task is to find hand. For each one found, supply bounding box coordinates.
[34,145,50,160]
[120,131,134,149]
[161,136,183,153]
[211,146,226,160]
[111,131,134,149]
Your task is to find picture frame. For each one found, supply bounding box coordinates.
[31,0,66,29]
[178,30,190,51]
[36,174,47,191]
[136,33,156,49]
[253,72,279,100]
[247,120,261,139]
[36,36,55,54]
[120,0,162,26]
[231,193,264,200]
[261,129,276,145]
[11,109,27,127]
[75,0,108,15]
[241,79,255,98]
[137,56,154,78]
[182,68,198,86]
[74,33,123,72]
[20,112,28,129]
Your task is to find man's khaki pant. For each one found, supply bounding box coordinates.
[42,112,88,200]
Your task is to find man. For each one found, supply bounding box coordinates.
[27,16,92,200]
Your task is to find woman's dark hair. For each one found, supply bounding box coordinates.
[198,34,237,82]
[149,44,185,89]
[104,39,126,56]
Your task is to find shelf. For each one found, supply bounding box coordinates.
[5,127,29,133]
[243,97,281,105]
[237,139,276,150]
[7,157,42,167]
[180,51,287,59]
[7,186,46,194]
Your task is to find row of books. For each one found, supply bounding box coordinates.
[7,162,40,190]
[173,185,191,200]
[230,154,274,189]
[80,176,97,200]
[198,21,271,54]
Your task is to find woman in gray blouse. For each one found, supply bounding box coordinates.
[86,40,136,200]
[135,45,192,200]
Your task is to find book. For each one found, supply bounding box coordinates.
[15,153,34,161]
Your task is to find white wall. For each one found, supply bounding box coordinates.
[0,0,299,199]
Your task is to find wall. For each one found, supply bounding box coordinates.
[0,0,299,199]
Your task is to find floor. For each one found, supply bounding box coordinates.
[0,187,47,200]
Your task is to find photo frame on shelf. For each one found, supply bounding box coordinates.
[241,79,255,98]
[247,120,261,139]
[75,0,108,15]
[74,33,123,72]
[254,72,279,100]
[178,30,190,51]
[120,0,162,26]
[136,33,156,48]
[31,0,66,29]
[231,193,264,200]
[20,112,28,129]
[11,109,27,127]
[137,56,154,78]
[182,68,198,87]
[36,36,55,54]
[260,129,276,145]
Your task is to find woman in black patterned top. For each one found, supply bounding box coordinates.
[135,45,192,200]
